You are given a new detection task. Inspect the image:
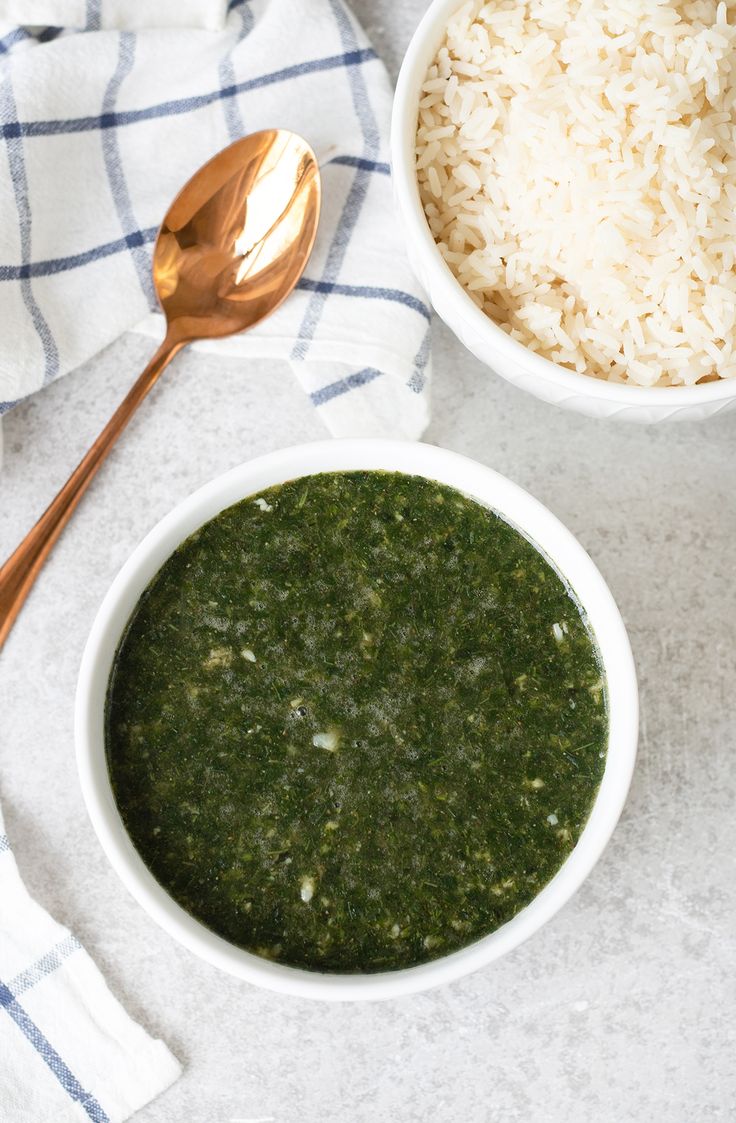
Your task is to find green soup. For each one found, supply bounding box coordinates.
[106,471,607,973]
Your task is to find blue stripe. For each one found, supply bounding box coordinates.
[219,0,256,141]
[86,0,102,31]
[0,244,415,305]
[408,323,432,393]
[101,35,154,305]
[8,935,81,997]
[0,400,20,415]
[310,328,431,408]
[311,367,383,406]
[328,155,390,175]
[35,27,65,44]
[297,278,431,322]
[0,27,63,52]
[0,157,391,283]
[0,980,110,1123]
[0,28,30,56]
[292,1,381,361]
[0,833,10,852]
[0,49,377,140]
[0,226,159,280]
[0,74,59,386]
[0,153,389,283]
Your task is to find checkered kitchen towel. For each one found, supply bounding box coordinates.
[0,0,431,439]
[0,805,181,1122]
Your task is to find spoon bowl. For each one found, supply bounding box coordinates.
[157,129,321,343]
[0,129,321,650]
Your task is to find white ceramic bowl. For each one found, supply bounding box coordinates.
[391,0,736,424]
[76,440,638,1001]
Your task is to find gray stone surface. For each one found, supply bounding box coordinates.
[1,3,735,1120]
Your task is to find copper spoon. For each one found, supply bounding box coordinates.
[0,129,321,651]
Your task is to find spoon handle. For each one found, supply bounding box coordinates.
[0,333,184,652]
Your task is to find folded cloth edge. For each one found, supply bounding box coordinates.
[0,0,228,32]
[0,805,181,1123]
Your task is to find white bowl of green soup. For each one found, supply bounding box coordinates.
[76,440,638,1001]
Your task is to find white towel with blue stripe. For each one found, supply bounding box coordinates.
[0,807,181,1122]
[0,0,431,438]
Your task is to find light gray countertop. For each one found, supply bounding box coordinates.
[1,3,735,1120]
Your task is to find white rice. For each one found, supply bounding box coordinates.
[416,0,736,386]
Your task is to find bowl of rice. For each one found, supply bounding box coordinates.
[391,0,736,422]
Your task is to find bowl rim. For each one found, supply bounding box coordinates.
[75,439,639,1002]
[390,0,736,406]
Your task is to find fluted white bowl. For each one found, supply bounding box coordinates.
[391,0,736,424]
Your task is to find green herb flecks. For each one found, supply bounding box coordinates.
[106,471,607,973]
